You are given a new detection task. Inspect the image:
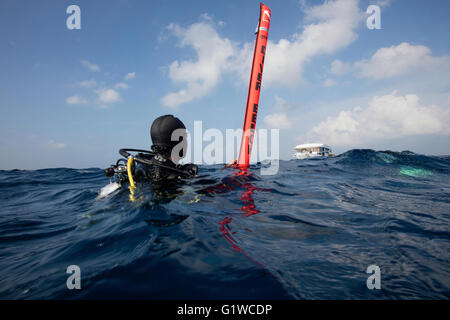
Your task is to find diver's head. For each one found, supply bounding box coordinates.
[150,114,187,164]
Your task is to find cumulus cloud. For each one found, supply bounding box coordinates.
[76,79,97,88]
[263,113,293,129]
[95,88,121,105]
[80,60,100,72]
[374,0,392,7]
[273,95,301,111]
[303,92,450,146]
[70,64,133,107]
[355,42,450,79]
[162,0,363,107]
[161,21,234,108]
[263,96,299,129]
[261,0,363,86]
[66,95,88,104]
[125,72,136,80]
[115,82,129,90]
[330,59,351,75]
[226,41,253,84]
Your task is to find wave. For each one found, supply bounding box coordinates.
[0,149,449,299]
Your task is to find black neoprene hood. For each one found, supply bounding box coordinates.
[150,115,186,148]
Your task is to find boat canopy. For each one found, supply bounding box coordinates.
[295,143,331,150]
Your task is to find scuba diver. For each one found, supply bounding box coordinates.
[104,115,198,188]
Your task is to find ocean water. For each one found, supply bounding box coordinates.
[0,149,449,299]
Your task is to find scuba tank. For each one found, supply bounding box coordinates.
[104,148,197,187]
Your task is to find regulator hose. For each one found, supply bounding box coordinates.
[119,148,194,178]
[119,148,154,158]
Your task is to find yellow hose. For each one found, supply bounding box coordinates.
[127,156,136,188]
[126,157,136,202]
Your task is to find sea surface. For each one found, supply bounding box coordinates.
[0,149,449,299]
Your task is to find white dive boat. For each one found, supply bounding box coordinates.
[293,143,333,159]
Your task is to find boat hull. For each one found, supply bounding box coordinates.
[293,153,331,160]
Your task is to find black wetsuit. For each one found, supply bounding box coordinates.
[132,153,198,186]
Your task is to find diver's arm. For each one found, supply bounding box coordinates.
[223,159,237,169]
[180,163,198,177]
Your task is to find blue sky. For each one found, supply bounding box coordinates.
[1,0,449,169]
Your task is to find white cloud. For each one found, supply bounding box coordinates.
[96,88,121,105]
[80,60,100,72]
[274,96,289,110]
[125,72,136,80]
[263,113,293,129]
[273,95,302,111]
[226,41,253,84]
[355,42,450,79]
[161,0,363,107]
[261,0,363,86]
[200,13,214,22]
[323,78,336,87]
[263,96,300,129]
[304,92,450,146]
[115,82,129,90]
[161,21,234,108]
[374,0,392,7]
[45,140,66,149]
[330,59,351,75]
[76,79,97,88]
[66,95,88,104]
